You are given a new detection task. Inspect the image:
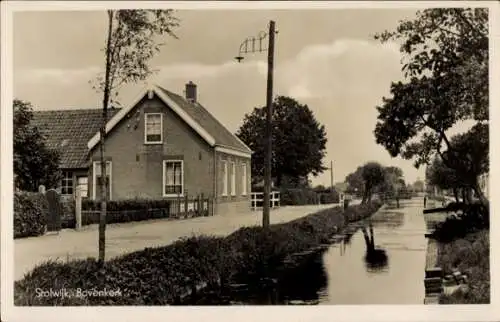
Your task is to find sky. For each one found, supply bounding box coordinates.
[13,8,434,186]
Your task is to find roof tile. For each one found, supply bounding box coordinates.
[32,109,121,169]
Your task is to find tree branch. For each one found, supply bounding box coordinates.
[455,9,487,41]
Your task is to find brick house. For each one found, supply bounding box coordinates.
[32,82,253,216]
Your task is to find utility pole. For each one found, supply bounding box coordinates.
[235,20,276,228]
[262,20,275,228]
[330,160,334,192]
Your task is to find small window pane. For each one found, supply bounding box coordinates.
[146,114,162,142]
[164,161,183,195]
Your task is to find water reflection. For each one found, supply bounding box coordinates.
[278,251,328,304]
[361,221,389,272]
[370,211,405,229]
[187,199,429,305]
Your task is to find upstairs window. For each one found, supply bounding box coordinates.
[145,113,163,144]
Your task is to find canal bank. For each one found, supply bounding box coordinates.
[188,198,429,305]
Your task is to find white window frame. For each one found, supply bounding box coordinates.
[230,161,236,196]
[144,113,163,144]
[163,160,184,197]
[221,160,228,196]
[76,176,88,198]
[241,163,247,196]
[61,171,74,196]
[92,161,112,200]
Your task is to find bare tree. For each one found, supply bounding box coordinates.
[92,10,179,264]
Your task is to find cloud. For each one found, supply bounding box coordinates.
[14,38,426,184]
[16,67,101,85]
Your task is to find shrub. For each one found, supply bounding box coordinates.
[438,230,490,304]
[433,202,489,242]
[280,188,318,206]
[319,191,340,204]
[82,198,173,211]
[80,197,210,226]
[14,192,49,239]
[61,198,75,228]
[15,202,382,305]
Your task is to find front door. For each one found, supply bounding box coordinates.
[45,189,62,232]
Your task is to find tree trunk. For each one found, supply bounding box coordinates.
[462,187,473,205]
[276,173,282,189]
[361,184,368,204]
[361,227,374,252]
[453,188,459,203]
[98,10,114,265]
[472,179,488,207]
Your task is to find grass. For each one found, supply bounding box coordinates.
[14,201,382,306]
[437,229,490,304]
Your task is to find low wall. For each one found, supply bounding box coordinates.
[423,209,447,304]
[424,238,443,304]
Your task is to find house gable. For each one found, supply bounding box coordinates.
[87,84,252,159]
[87,94,216,200]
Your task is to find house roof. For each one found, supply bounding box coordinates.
[156,86,252,153]
[87,84,252,157]
[32,108,121,169]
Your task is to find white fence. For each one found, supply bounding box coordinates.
[250,191,280,211]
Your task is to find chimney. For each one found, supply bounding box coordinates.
[185,81,197,103]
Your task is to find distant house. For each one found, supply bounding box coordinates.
[32,82,253,216]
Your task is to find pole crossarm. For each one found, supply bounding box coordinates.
[235,25,278,62]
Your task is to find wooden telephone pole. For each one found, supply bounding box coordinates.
[262,20,276,228]
[235,21,276,228]
[329,160,334,192]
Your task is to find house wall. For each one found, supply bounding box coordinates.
[88,94,215,200]
[59,168,88,199]
[215,151,251,215]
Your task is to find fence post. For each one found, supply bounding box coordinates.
[184,194,188,218]
[200,193,205,216]
[176,194,181,218]
[75,186,82,230]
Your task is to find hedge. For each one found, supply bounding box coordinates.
[14,192,49,239]
[82,199,173,211]
[432,202,489,243]
[438,229,490,304]
[14,201,382,305]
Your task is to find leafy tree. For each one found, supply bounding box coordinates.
[237,96,328,188]
[13,99,62,191]
[426,155,462,202]
[360,162,386,204]
[444,123,488,204]
[373,9,488,190]
[426,123,488,204]
[92,9,179,263]
[345,167,364,194]
[413,179,424,192]
[378,166,405,199]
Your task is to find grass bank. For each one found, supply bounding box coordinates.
[15,201,382,306]
[437,229,490,304]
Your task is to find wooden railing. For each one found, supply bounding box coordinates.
[250,191,280,211]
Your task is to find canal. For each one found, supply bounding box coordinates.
[191,198,428,305]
